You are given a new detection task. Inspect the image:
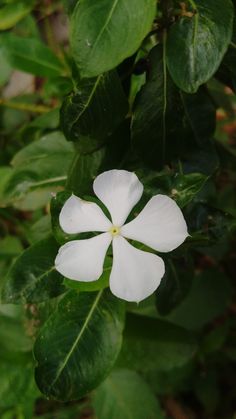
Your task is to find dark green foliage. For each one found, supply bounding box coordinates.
[0,0,236,417]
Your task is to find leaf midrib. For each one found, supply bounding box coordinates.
[49,289,104,390]
[71,75,102,125]
[89,0,120,56]
[6,43,62,73]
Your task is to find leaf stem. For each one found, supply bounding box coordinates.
[0,99,52,114]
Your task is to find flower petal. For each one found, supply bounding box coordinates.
[121,195,188,252]
[59,194,112,234]
[55,233,111,281]
[93,170,143,226]
[110,236,164,302]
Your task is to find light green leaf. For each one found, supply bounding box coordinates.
[2,131,74,208]
[70,0,156,78]
[0,361,38,410]
[0,1,34,31]
[0,33,65,77]
[34,289,125,400]
[93,369,165,419]
[166,0,234,92]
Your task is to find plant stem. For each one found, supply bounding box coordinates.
[0,99,52,113]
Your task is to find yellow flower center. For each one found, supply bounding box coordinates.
[110,226,120,236]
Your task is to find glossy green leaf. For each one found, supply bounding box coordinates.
[172,173,208,208]
[93,369,165,419]
[156,257,194,316]
[66,149,106,195]
[34,289,125,400]
[3,132,74,208]
[61,71,128,150]
[132,45,185,168]
[117,314,196,372]
[0,33,65,77]
[181,87,216,144]
[70,0,156,78]
[0,2,34,30]
[166,0,234,92]
[1,236,66,304]
[139,169,208,208]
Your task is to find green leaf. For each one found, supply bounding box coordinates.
[66,149,106,195]
[93,369,165,419]
[70,0,156,78]
[27,214,52,244]
[117,314,196,372]
[156,257,194,316]
[166,269,232,330]
[132,44,183,168]
[139,169,208,208]
[0,236,23,259]
[0,2,34,31]
[63,0,79,15]
[166,0,234,93]
[34,289,125,400]
[3,131,74,208]
[217,18,236,92]
[172,172,208,208]
[1,236,66,304]
[0,167,12,203]
[0,312,32,355]
[181,87,216,145]
[0,361,38,410]
[0,33,65,77]
[61,71,128,151]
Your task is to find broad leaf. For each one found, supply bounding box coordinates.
[217,18,236,92]
[181,87,216,145]
[166,0,234,92]
[132,45,215,168]
[66,149,106,195]
[132,45,186,168]
[70,0,156,78]
[1,236,65,304]
[172,173,208,208]
[93,369,165,419]
[61,71,128,150]
[156,257,194,315]
[117,314,196,372]
[139,169,208,208]
[0,33,65,77]
[3,131,74,209]
[0,311,32,355]
[0,362,38,410]
[63,0,78,14]
[166,269,232,330]
[0,2,34,31]
[34,290,125,400]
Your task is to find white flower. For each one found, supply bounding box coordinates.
[55,170,188,303]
